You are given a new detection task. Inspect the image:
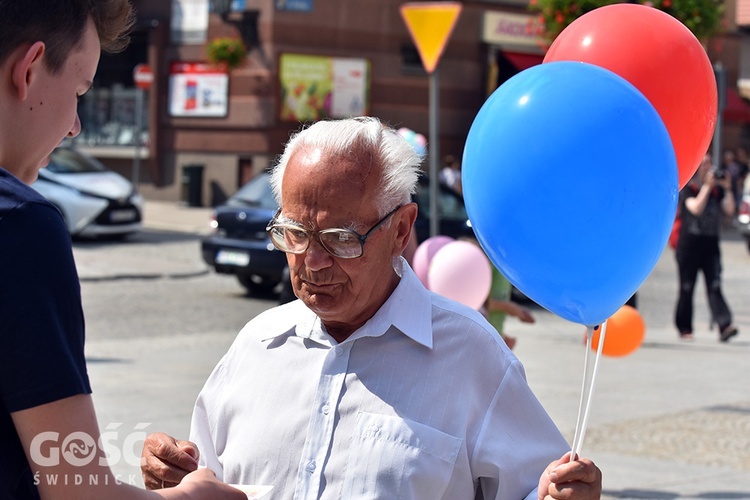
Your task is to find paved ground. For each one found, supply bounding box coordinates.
[79,201,750,499]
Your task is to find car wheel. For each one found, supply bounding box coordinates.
[237,274,278,295]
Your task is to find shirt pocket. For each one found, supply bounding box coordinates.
[340,412,463,499]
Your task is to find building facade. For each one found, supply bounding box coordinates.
[76,0,747,205]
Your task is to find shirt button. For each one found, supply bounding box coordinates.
[306,461,316,473]
[321,404,330,415]
[335,347,344,356]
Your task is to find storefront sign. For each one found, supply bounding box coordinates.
[279,53,369,122]
[482,11,544,53]
[171,0,209,44]
[274,0,313,12]
[168,62,228,117]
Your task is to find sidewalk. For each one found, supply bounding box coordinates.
[74,201,214,281]
[141,200,214,235]
[81,200,750,499]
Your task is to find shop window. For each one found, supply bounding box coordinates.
[401,44,425,75]
[74,28,149,148]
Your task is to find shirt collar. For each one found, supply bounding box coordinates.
[260,258,434,349]
[361,257,433,348]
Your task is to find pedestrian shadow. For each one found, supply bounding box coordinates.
[85,357,132,364]
[693,493,750,499]
[604,489,749,499]
[641,340,749,352]
[603,488,677,499]
[73,228,199,248]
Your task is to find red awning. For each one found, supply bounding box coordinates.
[723,87,750,123]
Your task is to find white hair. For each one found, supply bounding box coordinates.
[269,117,423,216]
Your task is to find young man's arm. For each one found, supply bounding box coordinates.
[12,394,243,500]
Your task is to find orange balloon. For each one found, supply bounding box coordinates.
[591,305,645,357]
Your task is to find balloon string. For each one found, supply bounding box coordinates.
[570,327,593,460]
[570,321,607,461]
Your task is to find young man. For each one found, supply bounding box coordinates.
[0,1,244,498]
[142,117,602,499]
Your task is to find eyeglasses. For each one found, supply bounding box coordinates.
[266,205,402,259]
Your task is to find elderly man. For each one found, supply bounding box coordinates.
[142,117,601,499]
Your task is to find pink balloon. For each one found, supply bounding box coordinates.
[412,235,454,287]
[427,241,492,310]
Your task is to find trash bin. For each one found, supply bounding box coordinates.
[181,164,204,207]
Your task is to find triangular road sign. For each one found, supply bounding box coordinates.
[400,2,463,74]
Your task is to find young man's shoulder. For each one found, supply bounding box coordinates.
[0,167,58,219]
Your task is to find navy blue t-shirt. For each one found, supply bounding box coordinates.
[0,167,91,499]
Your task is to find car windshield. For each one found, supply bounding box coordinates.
[228,172,278,209]
[46,148,109,174]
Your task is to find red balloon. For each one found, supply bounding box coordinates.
[544,4,717,190]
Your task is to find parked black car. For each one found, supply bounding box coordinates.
[201,172,474,294]
[201,172,287,294]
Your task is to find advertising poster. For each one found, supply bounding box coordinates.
[169,62,229,117]
[331,58,369,118]
[279,53,369,122]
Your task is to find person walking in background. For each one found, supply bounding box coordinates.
[720,149,747,211]
[439,153,462,195]
[483,266,535,350]
[675,153,738,342]
[732,147,750,211]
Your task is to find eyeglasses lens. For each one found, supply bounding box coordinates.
[269,226,304,253]
[320,231,361,258]
[284,227,308,249]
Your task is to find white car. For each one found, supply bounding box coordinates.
[31,145,143,238]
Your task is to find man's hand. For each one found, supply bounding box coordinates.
[178,468,247,499]
[141,432,200,490]
[538,452,602,500]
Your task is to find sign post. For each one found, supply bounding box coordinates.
[400,2,462,238]
[713,62,726,170]
[132,64,153,187]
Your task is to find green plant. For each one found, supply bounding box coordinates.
[529,0,724,43]
[206,37,247,69]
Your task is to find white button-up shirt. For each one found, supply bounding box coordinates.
[190,259,568,499]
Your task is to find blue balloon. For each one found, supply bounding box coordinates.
[462,62,678,327]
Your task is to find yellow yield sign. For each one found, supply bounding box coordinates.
[400,2,463,74]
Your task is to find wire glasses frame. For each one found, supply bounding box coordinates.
[266,205,403,259]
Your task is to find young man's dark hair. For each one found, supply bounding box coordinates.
[0,0,134,73]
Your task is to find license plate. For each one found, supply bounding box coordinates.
[109,209,137,222]
[216,249,250,266]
